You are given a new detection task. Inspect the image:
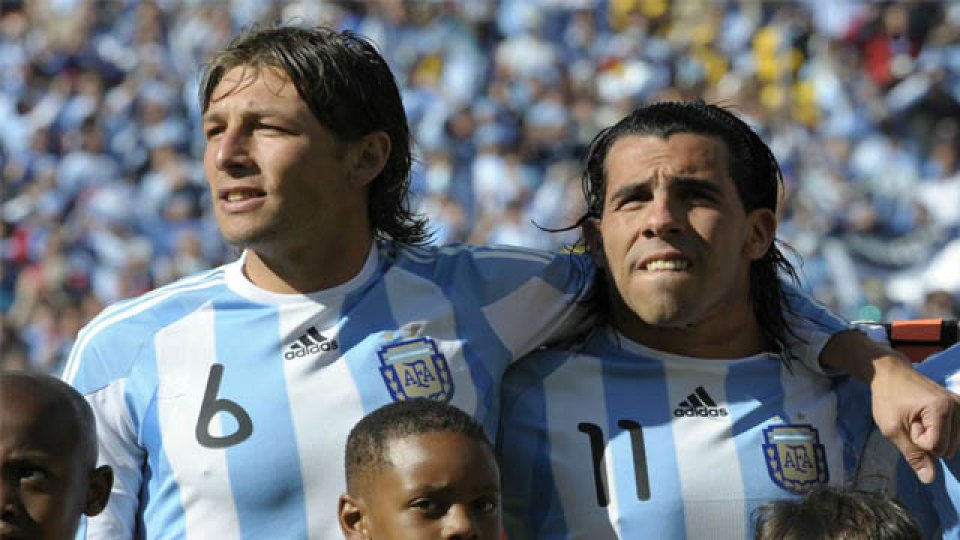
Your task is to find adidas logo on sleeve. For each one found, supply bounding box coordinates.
[673,386,729,418]
[284,326,339,359]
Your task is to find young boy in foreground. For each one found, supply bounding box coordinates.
[0,371,113,539]
[339,400,501,540]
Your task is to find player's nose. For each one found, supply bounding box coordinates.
[641,193,683,238]
[214,126,255,174]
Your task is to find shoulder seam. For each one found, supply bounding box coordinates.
[63,274,225,384]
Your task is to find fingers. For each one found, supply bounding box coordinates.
[915,392,960,457]
[894,435,937,484]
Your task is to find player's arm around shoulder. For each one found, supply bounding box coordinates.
[63,315,152,540]
[782,287,960,485]
[824,323,960,486]
[436,244,594,358]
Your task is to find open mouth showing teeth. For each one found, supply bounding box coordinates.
[644,259,690,271]
[224,190,265,202]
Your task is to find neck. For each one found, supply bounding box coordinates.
[242,234,374,294]
[613,302,769,359]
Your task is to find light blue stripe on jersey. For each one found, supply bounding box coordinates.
[137,347,187,538]
[340,275,398,415]
[498,355,568,536]
[214,296,307,538]
[395,248,502,433]
[602,349,685,539]
[726,356,786,529]
[783,284,848,332]
[832,377,871,475]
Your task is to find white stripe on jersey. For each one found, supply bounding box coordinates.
[779,364,844,483]
[155,303,243,539]
[383,268,477,416]
[86,380,140,539]
[662,362,746,539]
[474,248,554,264]
[63,271,224,384]
[544,355,621,540]
[946,370,960,394]
[482,277,575,360]
[276,300,364,538]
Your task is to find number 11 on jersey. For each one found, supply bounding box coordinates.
[577,420,650,507]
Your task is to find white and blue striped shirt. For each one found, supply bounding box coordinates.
[499,326,873,540]
[64,239,848,539]
[63,241,592,539]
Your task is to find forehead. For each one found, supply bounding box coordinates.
[381,432,497,484]
[0,387,80,456]
[604,132,731,186]
[207,65,300,107]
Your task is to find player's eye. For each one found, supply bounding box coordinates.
[615,192,651,211]
[410,498,445,518]
[203,125,224,140]
[473,496,499,514]
[677,184,719,204]
[13,464,50,484]
[256,122,286,133]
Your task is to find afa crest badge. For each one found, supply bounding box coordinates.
[762,424,829,493]
[378,337,454,403]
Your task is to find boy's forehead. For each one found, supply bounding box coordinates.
[0,380,84,454]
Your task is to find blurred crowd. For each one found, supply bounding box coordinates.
[4,0,960,375]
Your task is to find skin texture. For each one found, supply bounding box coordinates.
[588,133,775,358]
[0,376,112,540]
[339,433,501,540]
[202,66,389,294]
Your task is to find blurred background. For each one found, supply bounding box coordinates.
[3,0,960,375]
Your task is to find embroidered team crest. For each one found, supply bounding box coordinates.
[378,337,454,403]
[762,424,829,493]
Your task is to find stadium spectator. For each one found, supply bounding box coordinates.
[339,400,500,540]
[0,371,113,540]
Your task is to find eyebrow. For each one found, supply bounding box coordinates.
[608,176,724,202]
[201,108,296,125]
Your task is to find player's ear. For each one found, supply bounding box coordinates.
[339,493,371,539]
[581,217,606,270]
[347,131,391,189]
[83,465,113,516]
[744,208,776,260]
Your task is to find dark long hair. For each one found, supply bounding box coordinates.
[579,101,800,360]
[200,25,428,245]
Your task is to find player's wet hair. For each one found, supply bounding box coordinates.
[576,101,800,363]
[0,371,99,468]
[753,485,921,540]
[200,25,428,245]
[344,400,491,491]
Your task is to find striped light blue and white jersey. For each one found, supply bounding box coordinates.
[499,326,874,540]
[863,345,960,539]
[62,241,592,539]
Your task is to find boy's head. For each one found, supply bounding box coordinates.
[753,485,921,540]
[0,371,113,540]
[339,400,500,540]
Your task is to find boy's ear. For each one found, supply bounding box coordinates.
[339,493,370,539]
[347,131,391,189]
[83,465,113,517]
